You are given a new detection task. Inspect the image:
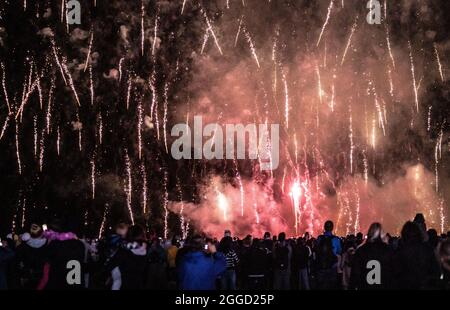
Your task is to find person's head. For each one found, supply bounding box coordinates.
[263,232,271,240]
[224,230,231,237]
[366,223,384,243]
[115,222,129,238]
[171,236,180,247]
[189,235,205,252]
[126,225,146,244]
[413,213,425,224]
[439,239,450,264]
[278,232,286,242]
[252,238,261,247]
[29,223,43,238]
[304,232,310,240]
[324,220,334,233]
[401,221,423,244]
[219,236,233,253]
[243,234,252,246]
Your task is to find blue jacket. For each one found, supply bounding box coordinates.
[178,251,226,290]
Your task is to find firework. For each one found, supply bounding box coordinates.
[290,180,302,235]
[56,126,61,156]
[46,79,54,134]
[163,170,169,239]
[434,43,445,82]
[244,27,260,68]
[38,128,45,172]
[316,0,333,47]
[137,100,143,159]
[141,162,148,215]
[98,204,109,240]
[15,122,22,175]
[235,16,243,47]
[141,0,145,56]
[34,116,38,158]
[124,151,135,225]
[91,154,96,199]
[163,83,169,154]
[202,9,223,55]
[341,17,357,66]
[1,63,11,114]
[84,29,94,72]
[0,115,10,140]
[408,41,419,112]
[152,12,159,56]
[282,70,289,129]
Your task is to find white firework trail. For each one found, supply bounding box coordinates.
[57,126,61,156]
[385,26,395,69]
[282,70,289,128]
[152,13,159,56]
[316,64,323,105]
[21,197,26,229]
[98,205,109,239]
[176,177,186,238]
[341,17,357,66]
[118,57,124,82]
[435,129,443,192]
[163,83,169,153]
[317,0,334,47]
[89,63,94,106]
[233,159,245,217]
[181,0,187,14]
[235,16,243,47]
[427,106,432,132]
[201,28,210,54]
[252,185,260,224]
[141,0,145,56]
[62,59,81,106]
[244,27,260,68]
[408,41,419,112]
[125,151,135,225]
[141,162,148,214]
[98,113,103,144]
[16,122,22,175]
[126,77,132,110]
[84,29,94,72]
[39,129,45,172]
[51,41,68,85]
[46,80,54,134]
[137,100,143,159]
[91,154,96,199]
[387,66,394,97]
[354,187,360,234]
[349,105,354,174]
[330,78,336,112]
[163,170,169,239]
[0,115,10,140]
[439,198,445,234]
[363,150,368,185]
[434,43,445,82]
[1,63,11,113]
[33,116,38,157]
[202,10,223,55]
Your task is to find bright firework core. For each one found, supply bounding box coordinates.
[0,1,449,238]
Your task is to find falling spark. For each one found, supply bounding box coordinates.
[141,162,147,214]
[363,150,368,185]
[118,57,124,82]
[203,10,223,55]
[141,0,145,56]
[408,41,419,112]
[354,188,360,233]
[387,66,394,97]
[316,65,323,105]
[282,71,289,128]
[201,28,210,54]
[163,170,169,239]
[125,151,135,225]
[371,114,376,149]
[33,116,38,157]
[317,0,334,47]
[152,13,159,56]
[137,101,143,159]
[181,0,187,14]
[89,63,94,106]
[39,128,45,171]
[15,122,22,175]
[98,113,103,144]
[434,43,445,82]
[126,77,132,110]
[163,83,169,153]
[0,115,10,140]
[385,27,395,69]
[330,78,336,112]
[435,129,443,192]
[290,180,302,235]
[1,63,11,113]
[349,105,354,174]
[57,126,61,156]
[91,155,96,199]
[235,16,243,47]
[216,189,229,222]
[244,27,260,68]
[46,80,54,134]
[98,205,109,239]
[341,17,357,66]
[439,198,445,234]
[21,197,26,229]
[84,29,94,72]
[52,42,68,85]
[62,59,81,106]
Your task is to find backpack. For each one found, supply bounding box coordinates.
[274,243,289,270]
[316,235,337,270]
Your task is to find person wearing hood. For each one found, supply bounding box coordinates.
[107,225,148,290]
[15,224,48,289]
[178,235,227,290]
